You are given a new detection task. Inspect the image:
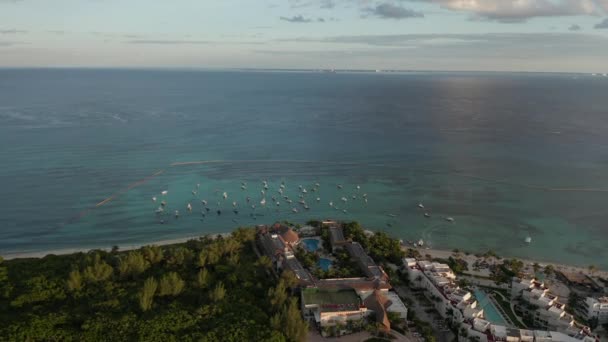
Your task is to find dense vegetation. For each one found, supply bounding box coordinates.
[342,221,405,266]
[0,228,307,342]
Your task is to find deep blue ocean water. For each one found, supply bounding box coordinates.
[1,69,607,268]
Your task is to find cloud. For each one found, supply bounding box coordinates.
[408,0,603,22]
[320,0,335,9]
[568,24,581,31]
[0,29,26,34]
[595,18,608,28]
[363,3,424,19]
[280,15,314,23]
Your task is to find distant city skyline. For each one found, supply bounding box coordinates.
[1,0,608,72]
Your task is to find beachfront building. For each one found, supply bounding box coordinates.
[404,258,484,323]
[581,297,608,325]
[460,317,598,342]
[257,225,314,285]
[511,278,581,333]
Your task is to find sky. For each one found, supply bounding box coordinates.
[1,0,608,72]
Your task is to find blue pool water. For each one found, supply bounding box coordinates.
[318,258,332,271]
[301,238,320,252]
[474,290,507,325]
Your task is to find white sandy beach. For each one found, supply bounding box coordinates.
[1,233,232,260]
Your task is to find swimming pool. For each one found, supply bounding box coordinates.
[474,290,507,325]
[301,238,320,252]
[318,258,332,271]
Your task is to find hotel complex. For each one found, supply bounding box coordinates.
[256,221,407,336]
[403,259,599,342]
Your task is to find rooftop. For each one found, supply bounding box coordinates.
[302,288,362,312]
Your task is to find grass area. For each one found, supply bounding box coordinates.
[491,290,527,329]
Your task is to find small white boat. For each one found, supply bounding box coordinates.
[352,195,356,199]
[260,198,266,206]
[192,190,197,196]
[388,214,397,218]
[341,197,348,202]
[525,236,532,244]
[292,208,298,213]
[342,209,347,213]
[315,183,320,187]
[337,184,343,189]
[304,205,310,210]
[356,185,360,190]
[161,190,168,196]
[329,201,334,207]
[364,198,368,203]
[280,184,285,189]
[175,210,180,218]
[241,185,247,190]
[222,192,228,199]
[424,212,430,218]
[161,201,167,207]
[417,239,424,247]
[187,203,192,212]
[261,190,265,196]
[299,200,306,205]
[196,183,200,188]
[445,217,454,222]
[152,197,157,202]
[302,188,307,194]
[251,204,256,209]
[287,199,293,204]
[232,201,237,207]
[362,193,367,198]
[276,201,280,206]
[418,203,424,209]
[201,199,208,205]
[155,206,164,213]
[316,197,320,202]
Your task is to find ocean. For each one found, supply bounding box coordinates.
[1,69,607,268]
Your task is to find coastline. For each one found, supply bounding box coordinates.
[2,229,606,279]
[0,233,232,260]
[413,247,608,279]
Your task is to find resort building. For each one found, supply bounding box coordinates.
[328,226,348,251]
[301,287,369,335]
[404,258,484,323]
[257,225,314,285]
[461,317,598,342]
[345,242,389,283]
[581,297,608,325]
[301,287,407,336]
[258,221,409,337]
[511,278,581,333]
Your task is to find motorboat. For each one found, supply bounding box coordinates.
[222,192,228,199]
[152,197,157,202]
[445,217,454,222]
[187,203,192,212]
[418,203,424,209]
[424,213,430,218]
[525,236,532,244]
[161,190,168,196]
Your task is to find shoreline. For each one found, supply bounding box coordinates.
[2,230,606,278]
[413,247,608,280]
[1,233,232,260]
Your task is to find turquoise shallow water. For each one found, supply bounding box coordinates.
[0,69,607,268]
[474,290,506,325]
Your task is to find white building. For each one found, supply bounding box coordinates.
[582,297,608,325]
[404,259,483,323]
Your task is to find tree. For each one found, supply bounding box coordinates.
[280,270,299,288]
[66,270,83,292]
[256,255,273,270]
[279,298,308,342]
[138,277,157,312]
[196,268,210,288]
[197,251,208,268]
[588,265,597,276]
[118,251,150,278]
[268,281,288,311]
[544,265,555,277]
[209,282,226,302]
[158,272,185,297]
[142,245,164,264]
[83,255,113,283]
